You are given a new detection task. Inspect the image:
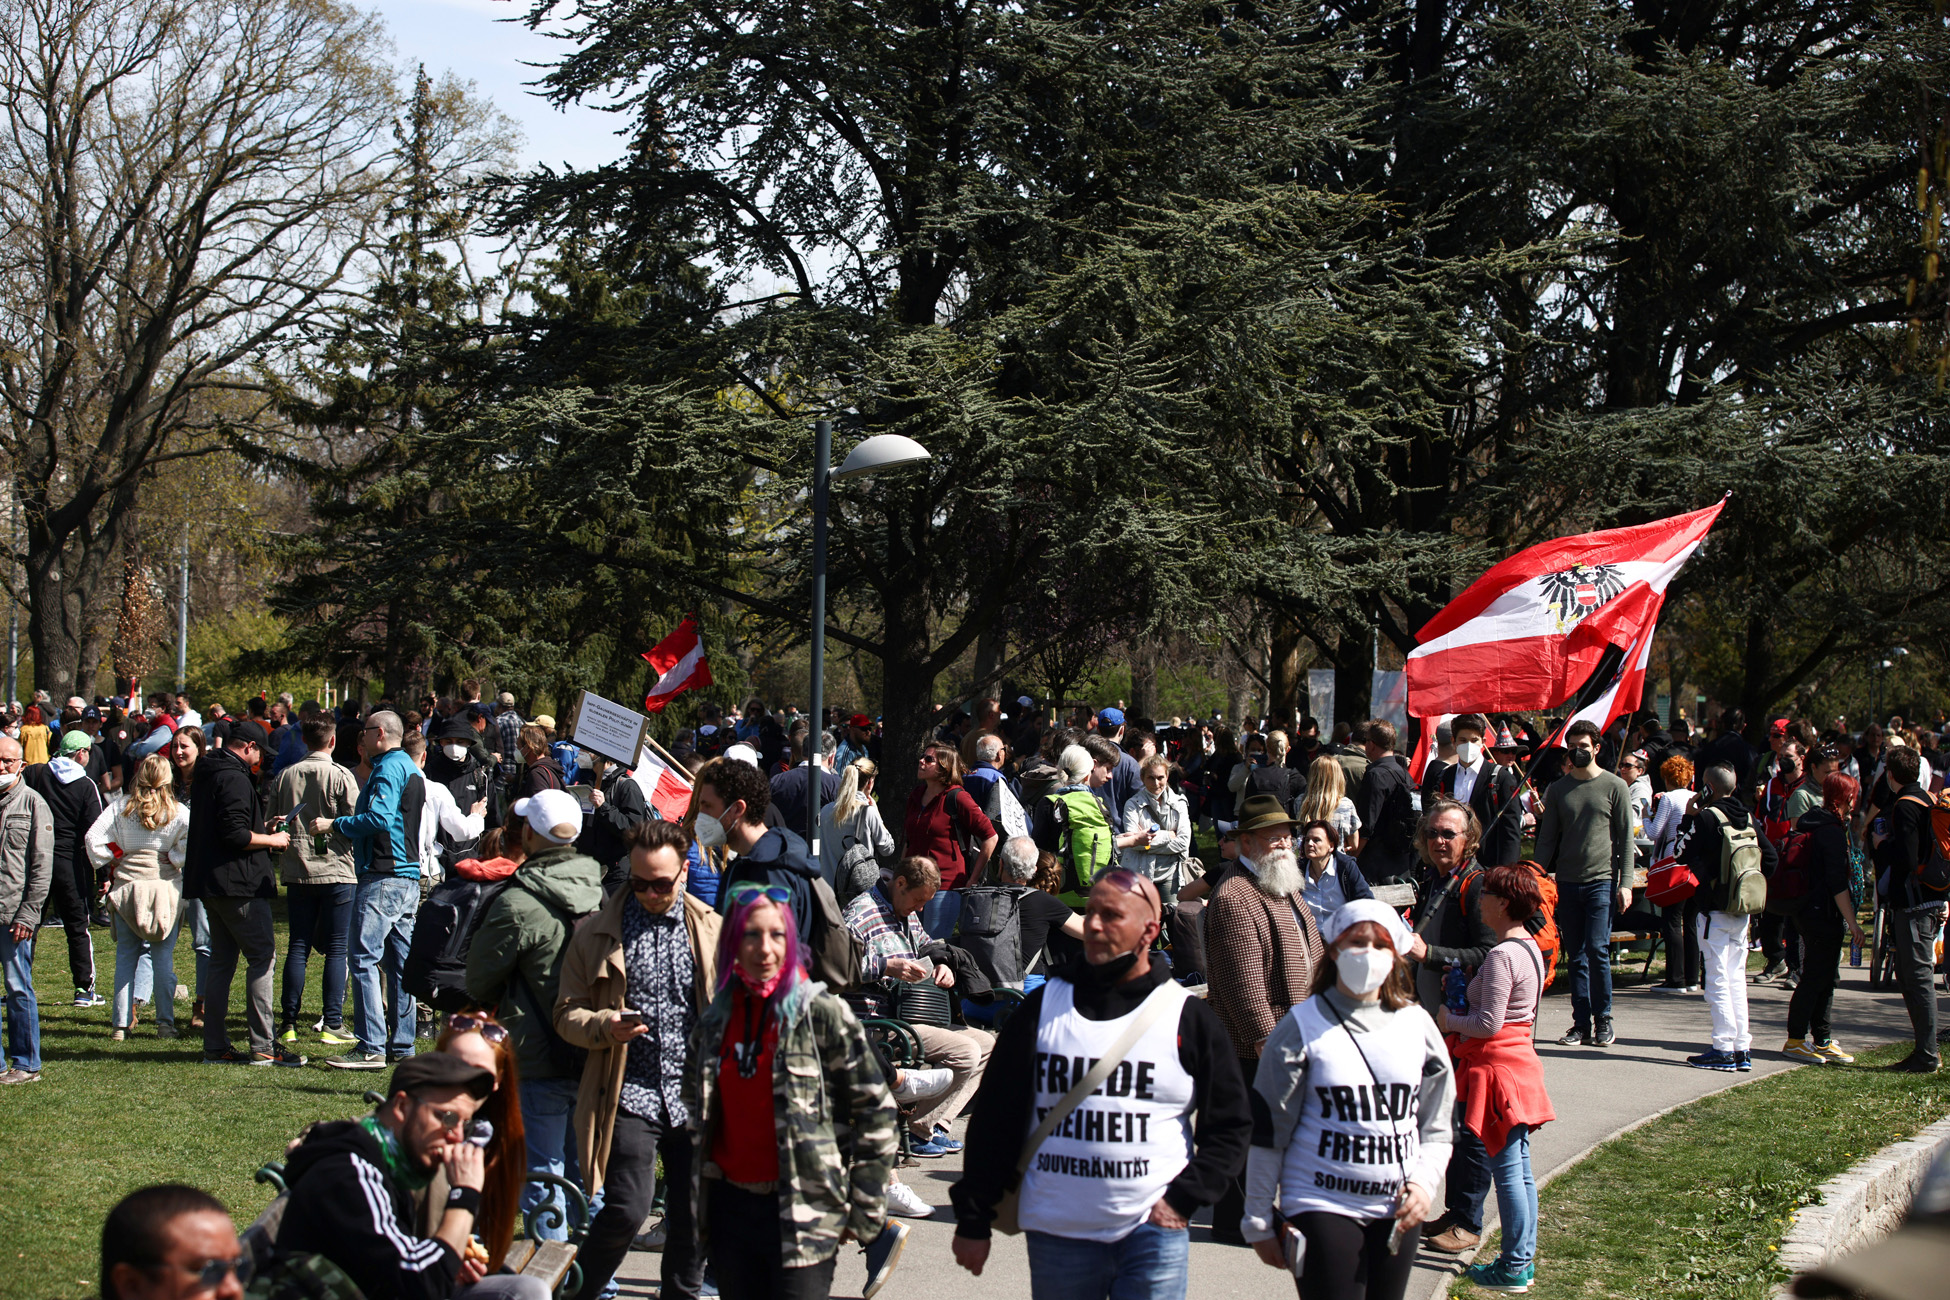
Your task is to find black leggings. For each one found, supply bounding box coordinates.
[1787,913,1845,1042]
[706,1181,836,1300]
[1292,1211,1421,1300]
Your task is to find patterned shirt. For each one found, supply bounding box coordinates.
[495,709,524,779]
[619,894,695,1125]
[840,885,929,1017]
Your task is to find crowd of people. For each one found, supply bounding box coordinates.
[8,686,1945,1300]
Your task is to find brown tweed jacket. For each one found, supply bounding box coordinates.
[1205,872,1327,1059]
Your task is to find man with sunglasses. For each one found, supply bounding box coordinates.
[555,819,721,1300]
[100,1184,250,1300]
[278,1052,549,1300]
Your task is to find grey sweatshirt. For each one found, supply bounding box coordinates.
[1535,770,1634,889]
[1241,987,1455,1241]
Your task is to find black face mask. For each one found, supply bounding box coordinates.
[1075,949,1140,988]
[1570,747,1595,769]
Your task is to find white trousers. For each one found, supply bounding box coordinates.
[1698,911,1752,1053]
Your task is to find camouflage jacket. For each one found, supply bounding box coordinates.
[684,978,897,1265]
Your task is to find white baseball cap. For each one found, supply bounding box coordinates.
[512,789,583,845]
[723,742,761,768]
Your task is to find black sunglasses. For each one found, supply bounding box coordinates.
[165,1254,254,1290]
[445,1013,509,1045]
[631,875,680,896]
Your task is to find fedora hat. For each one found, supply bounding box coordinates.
[1237,794,1302,833]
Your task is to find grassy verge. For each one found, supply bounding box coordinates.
[0,906,390,1300]
[1457,1039,1950,1300]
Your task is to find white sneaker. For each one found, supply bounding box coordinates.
[891,1067,954,1105]
[632,1221,666,1251]
[884,1179,932,1219]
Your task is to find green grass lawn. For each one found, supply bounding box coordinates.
[1457,1037,1950,1300]
[0,905,390,1300]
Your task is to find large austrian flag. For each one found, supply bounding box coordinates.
[1404,501,1724,716]
[629,743,695,822]
[641,615,713,714]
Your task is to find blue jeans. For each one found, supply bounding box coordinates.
[183,898,211,1001]
[1025,1222,1189,1300]
[921,888,963,940]
[284,882,355,1029]
[519,1076,584,1242]
[112,911,181,1029]
[349,875,418,1056]
[1556,877,1616,1029]
[0,928,39,1071]
[1489,1125,1538,1271]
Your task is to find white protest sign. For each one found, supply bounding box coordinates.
[569,690,651,767]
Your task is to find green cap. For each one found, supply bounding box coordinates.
[58,729,91,756]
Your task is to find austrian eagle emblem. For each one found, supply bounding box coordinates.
[1540,563,1626,633]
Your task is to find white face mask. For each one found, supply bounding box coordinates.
[441,743,467,762]
[0,772,15,790]
[1335,946,1394,997]
[693,811,727,851]
[1455,741,1481,766]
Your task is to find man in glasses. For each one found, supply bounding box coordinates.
[277,1052,549,1299]
[950,868,1250,1299]
[1401,797,1502,1256]
[100,1184,249,1300]
[555,819,721,1300]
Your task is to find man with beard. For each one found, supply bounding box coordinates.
[949,869,1249,1296]
[1402,798,1502,1256]
[1202,794,1326,1244]
[276,1052,550,1300]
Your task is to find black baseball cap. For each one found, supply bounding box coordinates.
[387,1051,494,1101]
[228,719,269,748]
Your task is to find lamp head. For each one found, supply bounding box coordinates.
[833,434,931,481]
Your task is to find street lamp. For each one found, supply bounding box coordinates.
[807,422,931,855]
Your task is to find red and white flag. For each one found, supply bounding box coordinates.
[641,615,713,714]
[1404,500,1724,717]
[1540,619,1660,749]
[629,743,695,822]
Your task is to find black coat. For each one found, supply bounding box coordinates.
[184,747,275,900]
[1433,761,1524,867]
[21,760,105,890]
[580,766,650,886]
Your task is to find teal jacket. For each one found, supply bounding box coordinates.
[333,748,423,878]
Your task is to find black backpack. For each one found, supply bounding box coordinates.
[955,884,1030,989]
[402,875,510,1011]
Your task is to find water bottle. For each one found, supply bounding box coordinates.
[1443,962,1469,1014]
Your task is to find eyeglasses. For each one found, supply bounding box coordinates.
[726,882,793,905]
[445,1013,509,1045]
[1426,829,1463,841]
[165,1254,255,1290]
[631,875,680,896]
[917,755,939,766]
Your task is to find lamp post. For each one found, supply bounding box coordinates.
[806,426,931,855]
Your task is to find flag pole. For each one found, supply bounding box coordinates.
[642,734,692,782]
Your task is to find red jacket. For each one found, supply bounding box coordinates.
[902,784,994,889]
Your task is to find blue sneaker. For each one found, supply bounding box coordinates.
[1463,1260,1534,1292]
[929,1125,964,1151]
[1686,1048,1740,1072]
[863,1220,909,1299]
[907,1135,954,1158]
[1735,1050,1753,1072]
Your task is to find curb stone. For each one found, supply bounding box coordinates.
[1772,1110,1950,1292]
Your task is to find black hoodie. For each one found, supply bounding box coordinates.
[277,1119,461,1300]
[1680,794,1778,913]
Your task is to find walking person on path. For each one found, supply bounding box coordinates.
[686,882,897,1300]
[1441,866,1557,1294]
[555,819,720,1300]
[1534,719,1633,1048]
[1875,746,1944,1073]
[1241,898,1453,1300]
[1679,764,1775,1072]
[949,869,1250,1300]
[1781,773,1869,1065]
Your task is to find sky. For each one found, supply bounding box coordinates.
[366,0,627,173]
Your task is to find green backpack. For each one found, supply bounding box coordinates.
[1705,807,1767,916]
[1051,789,1114,906]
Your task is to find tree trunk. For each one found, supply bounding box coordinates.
[1331,632,1373,730]
[1270,613,1305,725]
[23,505,123,701]
[1129,638,1158,722]
[972,621,1006,696]
[876,591,934,850]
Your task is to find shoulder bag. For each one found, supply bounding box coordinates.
[991,986,1179,1235]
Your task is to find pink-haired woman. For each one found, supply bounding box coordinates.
[683,881,899,1299]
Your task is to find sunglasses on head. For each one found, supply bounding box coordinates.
[446,1013,509,1045]
[727,882,793,905]
[1095,868,1162,917]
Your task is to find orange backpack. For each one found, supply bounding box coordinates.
[1462,864,1560,989]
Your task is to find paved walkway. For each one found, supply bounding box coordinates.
[615,964,1929,1299]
